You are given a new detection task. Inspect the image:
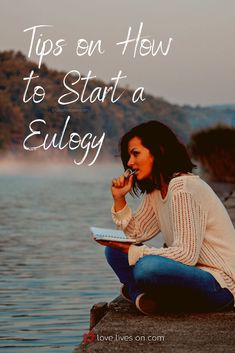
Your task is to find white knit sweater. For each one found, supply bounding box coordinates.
[112,175,235,304]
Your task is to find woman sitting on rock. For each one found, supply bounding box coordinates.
[97,120,235,315]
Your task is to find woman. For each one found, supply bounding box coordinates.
[97,121,235,314]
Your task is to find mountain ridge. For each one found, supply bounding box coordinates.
[0,50,234,159]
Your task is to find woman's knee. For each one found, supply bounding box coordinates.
[104,246,115,264]
[104,246,127,265]
[133,255,165,284]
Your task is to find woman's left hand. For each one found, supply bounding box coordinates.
[95,240,130,253]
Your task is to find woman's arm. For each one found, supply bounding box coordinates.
[128,191,207,265]
[112,194,160,243]
[110,172,160,244]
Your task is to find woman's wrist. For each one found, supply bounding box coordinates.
[113,197,126,212]
[113,195,126,202]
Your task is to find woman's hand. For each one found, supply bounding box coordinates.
[95,239,130,253]
[111,174,133,210]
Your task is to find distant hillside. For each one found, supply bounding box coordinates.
[0,50,190,157]
[0,50,235,161]
[182,104,235,132]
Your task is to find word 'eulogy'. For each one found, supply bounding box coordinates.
[22,22,173,165]
[23,116,105,166]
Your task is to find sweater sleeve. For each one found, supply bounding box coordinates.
[128,191,207,266]
[111,194,160,243]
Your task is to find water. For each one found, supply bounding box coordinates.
[0,162,162,352]
[0,161,233,352]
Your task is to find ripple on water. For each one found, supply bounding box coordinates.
[0,165,127,353]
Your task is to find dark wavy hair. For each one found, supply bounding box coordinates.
[120,120,196,195]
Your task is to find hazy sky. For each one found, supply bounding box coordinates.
[1,0,235,106]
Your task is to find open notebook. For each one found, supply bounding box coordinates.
[90,227,136,243]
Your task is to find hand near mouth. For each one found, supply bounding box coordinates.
[111,173,134,201]
[123,169,136,178]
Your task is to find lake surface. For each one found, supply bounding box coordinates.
[0,161,233,352]
[0,162,162,353]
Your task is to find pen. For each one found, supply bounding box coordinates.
[123,169,136,178]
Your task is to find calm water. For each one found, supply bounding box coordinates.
[0,162,163,353]
[0,162,233,353]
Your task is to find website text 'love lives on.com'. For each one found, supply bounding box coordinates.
[82,330,165,344]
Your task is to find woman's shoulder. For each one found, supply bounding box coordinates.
[149,174,215,205]
[170,174,215,198]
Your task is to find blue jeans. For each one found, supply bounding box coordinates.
[105,247,234,312]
